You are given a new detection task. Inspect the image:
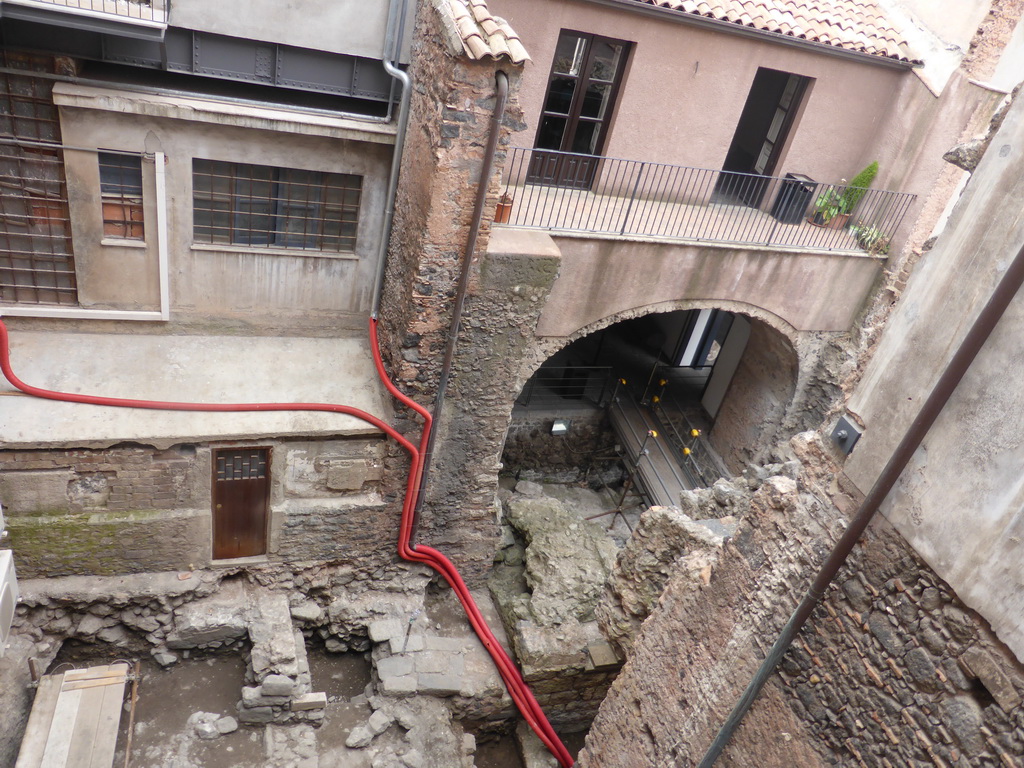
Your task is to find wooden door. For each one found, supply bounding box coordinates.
[212,448,269,559]
[529,30,630,189]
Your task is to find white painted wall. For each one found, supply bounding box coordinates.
[170,0,416,61]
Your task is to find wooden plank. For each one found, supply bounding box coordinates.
[15,675,64,768]
[39,685,82,768]
[88,666,128,768]
[64,683,105,768]
[61,677,127,692]
[63,667,126,683]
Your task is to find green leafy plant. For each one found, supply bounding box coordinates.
[840,161,879,213]
[813,187,847,224]
[813,161,880,225]
[850,223,890,255]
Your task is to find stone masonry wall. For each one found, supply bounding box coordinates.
[0,437,395,577]
[377,0,547,586]
[711,318,800,472]
[577,433,1024,767]
[501,406,615,478]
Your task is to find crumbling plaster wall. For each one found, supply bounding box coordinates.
[842,78,1024,662]
[578,434,1024,767]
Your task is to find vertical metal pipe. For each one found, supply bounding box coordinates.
[370,0,414,319]
[698,238,1024,767]
[153,151,170,321]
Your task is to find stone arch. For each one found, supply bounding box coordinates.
[506,298,808,476]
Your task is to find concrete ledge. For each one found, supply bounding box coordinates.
[0,331,388,448]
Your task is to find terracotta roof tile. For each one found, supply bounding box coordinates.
[631,0,915,62]
[446,0,530,64]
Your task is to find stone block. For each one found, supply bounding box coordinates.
[368,709,393,735]
[377,655,415,679]
[413,651,449,675]
[390,634,425,654]
[960,647,1022,711]
[76,614,106,637]
[424,636,464,652]
[290,601,323,623]
[261,674,296,697]
[326,461,382,491]
[586,641,619,669]
[346,725,374,748]
[216,716,239,734]
[381,675,418,695]
[0,469,74,514]
[237,705,275,724]
[242,686,290,708]
[368,619,405,643]
[152,650,178,667]
[290,692,327,711]
[166,585,248,649]
[417,673,462,695]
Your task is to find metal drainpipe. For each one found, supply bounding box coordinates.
[698,237,1024,767]
[411,70,511,539]
[370,0,413,319]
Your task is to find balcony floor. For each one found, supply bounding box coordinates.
[499,183,868,255]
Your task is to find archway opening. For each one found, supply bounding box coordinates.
[502,307,799,510]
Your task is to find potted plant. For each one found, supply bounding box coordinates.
[809,161,879,229]
[850,223,891,255]
[810,186,849,228]
[495,192,514,224]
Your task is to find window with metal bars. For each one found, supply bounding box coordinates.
[99,152,144,240]
[215,450,268,481]
[192,159,361,253]
[0,55,78,306]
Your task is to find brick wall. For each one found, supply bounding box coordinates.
[0,437,397,577]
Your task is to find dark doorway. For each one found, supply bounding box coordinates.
[212,448,270,559]
[529,30,630,189]
[716,68,810,206]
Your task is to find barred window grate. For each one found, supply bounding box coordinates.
[0,53,78,306]
[216,450,268,481]
[99,152,144,240]
[192,159,361,253]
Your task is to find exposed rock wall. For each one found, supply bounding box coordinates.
[710,318,799,471]
[577,434,1024,767]
[501,406,616,481]
[376,0,538,586]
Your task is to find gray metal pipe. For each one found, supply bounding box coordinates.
[370,0,413,319]
[698,237,1024,766]
[411,70,511,539]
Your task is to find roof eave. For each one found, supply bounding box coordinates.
[577,0,920,70]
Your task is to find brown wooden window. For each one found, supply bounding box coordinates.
[99,152,144,240]
[530,30,631,189]
[192,159,361,253]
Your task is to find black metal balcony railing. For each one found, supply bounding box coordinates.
[5,0,169,24]
[516,366,616,408]
[500,148,916,255]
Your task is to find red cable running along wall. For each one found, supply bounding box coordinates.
[0,317,573,768]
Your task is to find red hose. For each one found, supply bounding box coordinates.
[368,319,574,767]
[0,318,573,767]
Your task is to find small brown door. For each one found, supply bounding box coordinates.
[212,448,270,559]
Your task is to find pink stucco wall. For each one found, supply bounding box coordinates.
[491,0,993,223]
